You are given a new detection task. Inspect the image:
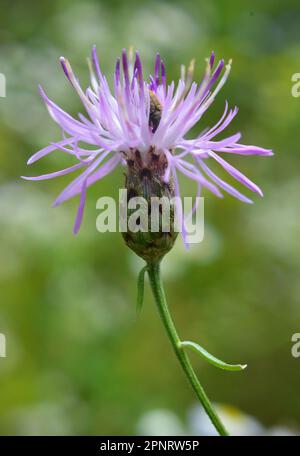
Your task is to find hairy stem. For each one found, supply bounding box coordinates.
[147,261,228,436]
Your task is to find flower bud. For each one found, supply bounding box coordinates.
[122,148,178,262]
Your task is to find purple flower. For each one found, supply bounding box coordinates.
[23,47,273,235]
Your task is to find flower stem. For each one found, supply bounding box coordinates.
[147,260,229,436]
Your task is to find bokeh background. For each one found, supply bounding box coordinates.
[0,0,300,435]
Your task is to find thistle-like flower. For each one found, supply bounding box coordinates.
[24,47,272,239]
[23,47,273,436]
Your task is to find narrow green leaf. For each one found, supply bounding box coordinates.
[136,266,147,317]
[180,340,247,372]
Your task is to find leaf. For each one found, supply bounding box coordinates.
[180,340,247,372]
[136,266,147,317]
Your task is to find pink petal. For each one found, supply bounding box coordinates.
[73,178,87,235]
[22,162,84,181]
[209,150,263,196]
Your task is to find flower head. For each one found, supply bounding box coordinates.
[24,47,273,237]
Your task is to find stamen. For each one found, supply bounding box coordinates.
[122,48,130,89]
[161,60,166,93]
[115,58,121,86]
[155,53,161,85]
[92,45,102,81]
[87,57,99,92]
[60,57,72,82]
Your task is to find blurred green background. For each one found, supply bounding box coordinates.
[0,0,300,435]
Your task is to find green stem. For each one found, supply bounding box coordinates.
[147,261,229,436]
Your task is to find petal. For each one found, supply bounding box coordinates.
[200,106,238,142]
[208,150,263,196]
[197,158,253,203]
[73,178,87,235]
[171,164,189,249]
[218,145,273,156]
[27,137,79,164]
[175,159,223,197]
[22,162,84,181]
[54,153,120,205]
[52,152,111,206]
[198,132,242,149]
[154,53,161,86]
[92,45,103,82]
